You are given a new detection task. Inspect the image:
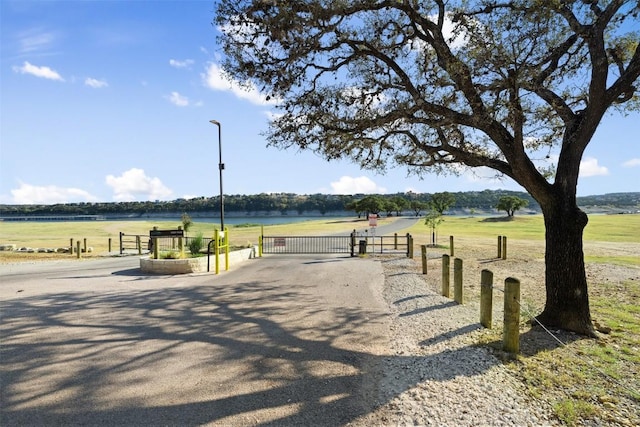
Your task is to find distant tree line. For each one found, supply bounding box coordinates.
[0,191,637,217]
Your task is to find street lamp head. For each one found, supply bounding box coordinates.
[209,119,220,126]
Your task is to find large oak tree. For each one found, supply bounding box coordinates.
[215,0,640,335]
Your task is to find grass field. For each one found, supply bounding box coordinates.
[0,216,389,261]
[1,213,638,425]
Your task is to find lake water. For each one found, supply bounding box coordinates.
[0,215,354,225]
[178,216,350,226]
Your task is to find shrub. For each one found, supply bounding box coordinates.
[160,251,182,259]
[188,232,204,255]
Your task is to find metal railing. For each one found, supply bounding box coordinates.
[261,235,353,254]
[260,232,413,257]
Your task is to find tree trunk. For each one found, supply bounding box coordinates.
[536,198,596,336]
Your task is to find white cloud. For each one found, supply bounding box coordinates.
[202,62,276,106]
[166,91,189,107]
[85,77,108,88]
[330,176,387,194]
[169,59,194,68]
[105,168,173,201]
[440,13,469,49]
[16,28,56,54]
[622,158,640,168]
[579,157,609,177]
[10,182,98,204]
[12,61,64,81]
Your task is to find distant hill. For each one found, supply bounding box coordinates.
[0,191,638,218]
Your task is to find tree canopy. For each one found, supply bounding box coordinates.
[216,0,639,199]
[216,0,640,335]
[428,192,456,215]
[496,195,529,217]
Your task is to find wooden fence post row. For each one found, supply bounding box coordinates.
[437,255,520,353]
[497,235,508,259]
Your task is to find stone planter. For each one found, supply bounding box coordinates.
[140,246,257,274]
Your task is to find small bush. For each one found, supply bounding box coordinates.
[188,232,204,255]
[160,251,182,259]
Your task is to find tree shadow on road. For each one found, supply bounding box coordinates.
[1,275,502,426]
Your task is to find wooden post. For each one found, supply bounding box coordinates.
[108,238,112,253]
[449,235,454,256]
[70,238,74,254]
[442,254,450,298]
[453,257,463,304]
[178,226,183,255]
[136,235,142,255]
[152,227,159,259]
[83,238,87,253]
[497,235,502,258]
[76,241,81,259]
[502,236,508,260]
[421,245,428,274]
[406,234,414,258]
[394,233,398,250]
[480,269,493,328]
[119,232,124,255]
[503,277,521,353]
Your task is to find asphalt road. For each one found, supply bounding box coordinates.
[1,217,421,426]
[1,253,396,426]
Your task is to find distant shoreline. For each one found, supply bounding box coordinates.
[2,205,637,223]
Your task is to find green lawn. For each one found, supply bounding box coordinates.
[406,213,639,243]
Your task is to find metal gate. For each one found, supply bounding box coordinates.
[260,233,413,257]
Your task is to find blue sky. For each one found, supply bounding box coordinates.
[1,0,638,205]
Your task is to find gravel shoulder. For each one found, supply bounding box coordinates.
[351,255,557,427]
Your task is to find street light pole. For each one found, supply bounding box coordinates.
[209,120,224,233]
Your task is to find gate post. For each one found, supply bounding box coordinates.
[350,231,356,257]
[214,229,220,274]
[406,234,414,258]
[152,227,159,259]
[421,245,427,274]
[119,232,124,255]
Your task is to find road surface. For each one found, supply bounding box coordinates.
[0,255,393,425]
